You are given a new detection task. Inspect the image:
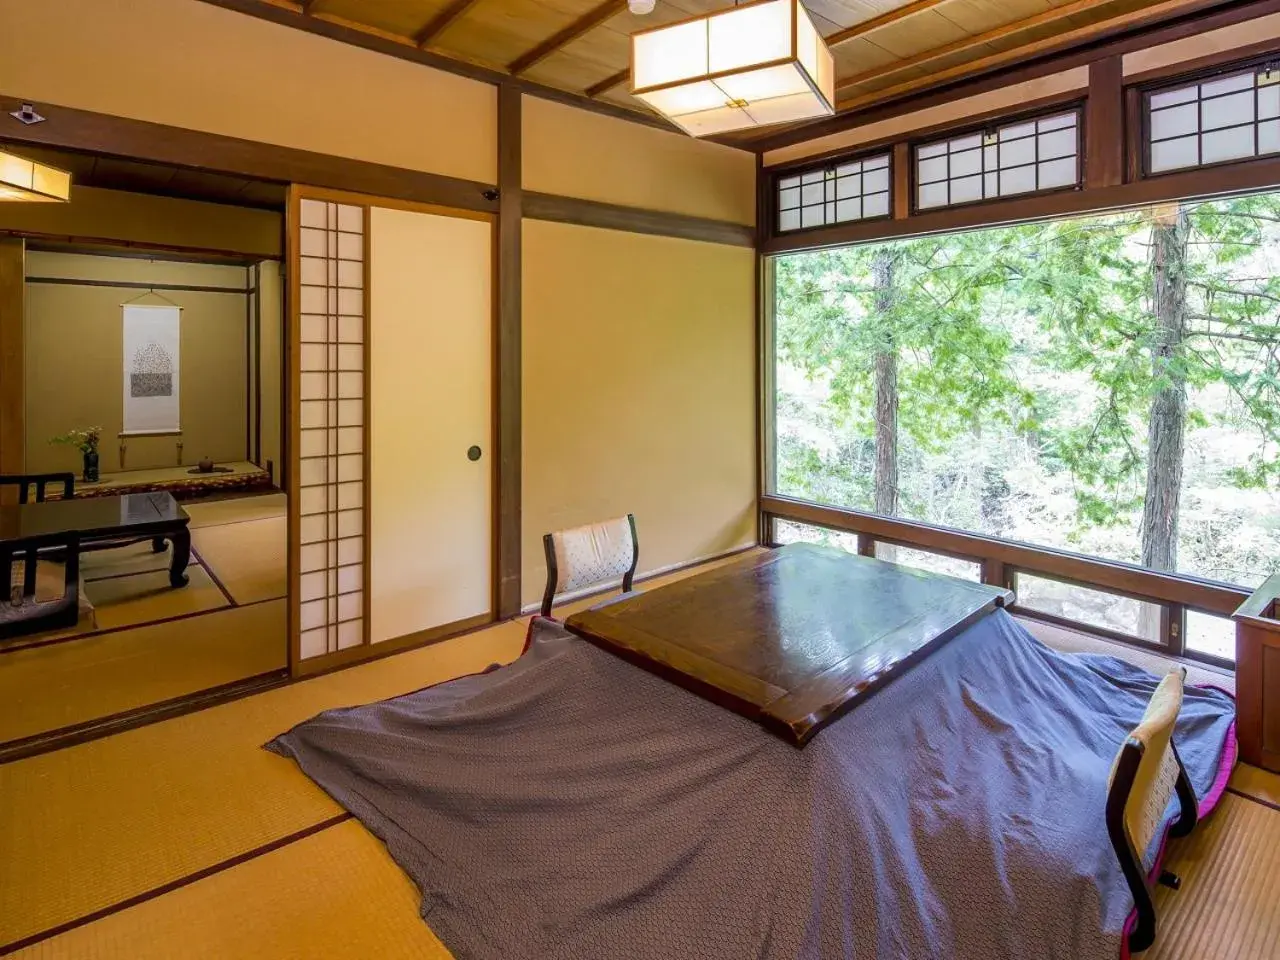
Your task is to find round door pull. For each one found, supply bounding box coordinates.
[467,445,482,461]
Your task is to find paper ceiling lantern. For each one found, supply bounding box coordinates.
[630,0,835,137]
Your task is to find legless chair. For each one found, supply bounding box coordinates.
[0,472,75,503]
[1106,666,1198,954]
[1,533,93,639]
[541,515,639,618]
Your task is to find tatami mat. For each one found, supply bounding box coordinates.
[1147,791,1280,960]
[192,516,286,604]
[81,539,173,580]
[87,564,230,629]
[1230,763,1280,807]
[10,821,453,960]
[2,562,227,651]
[0,600,286,746]
[0,617,528,948]
[183,493,286,529]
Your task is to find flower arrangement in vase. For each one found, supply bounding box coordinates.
[51,426,104,482]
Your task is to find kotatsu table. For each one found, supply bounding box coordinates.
[0,491,192,587]
[566,543,1014,745]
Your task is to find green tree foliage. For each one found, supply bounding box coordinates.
[775,232,1035,514]
[775,192,1280,584]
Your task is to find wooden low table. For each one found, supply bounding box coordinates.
[0,491,192,587]
[566,543,1014,746]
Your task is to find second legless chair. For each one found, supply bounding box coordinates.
[541,515,639,618]
[1106,666,1199,954]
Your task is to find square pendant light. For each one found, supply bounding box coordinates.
[631,0,835,137]
[0,149,71,202]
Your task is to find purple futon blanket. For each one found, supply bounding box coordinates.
[267,609,1235,960]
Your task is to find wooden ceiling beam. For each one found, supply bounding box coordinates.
[826,0,949,48]
[586,68,629,98]
[413,0,484,47]
[509,0,628,75]
[834,0,1220,105]
[835,0,1153,96]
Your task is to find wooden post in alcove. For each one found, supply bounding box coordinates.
[0,237,24,498]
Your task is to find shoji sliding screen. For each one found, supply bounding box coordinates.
[290,191,369,666]
[287,187,495,675]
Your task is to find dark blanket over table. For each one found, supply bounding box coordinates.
[267,610,1236,960]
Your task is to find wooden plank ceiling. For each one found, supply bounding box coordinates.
[285,0,1220,143]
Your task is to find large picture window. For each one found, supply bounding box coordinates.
[769,192,1280,652]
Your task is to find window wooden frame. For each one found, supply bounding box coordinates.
[773,148,894,236]
[910,104,1085,215]
[1140,50,1280,180]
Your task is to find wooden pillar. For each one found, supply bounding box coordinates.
[0,238,24,490]
[1086,56,1124,190]
[892,142,910,219]
[496,85,523,618]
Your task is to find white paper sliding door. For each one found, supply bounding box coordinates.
[368,206,493,644]
[292,196,368,662]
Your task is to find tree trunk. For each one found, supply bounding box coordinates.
[1141,205,1190,571]
[1139,205,1189,637]
[872,250,900,520]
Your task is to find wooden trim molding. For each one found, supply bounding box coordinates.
[524,193,756,247]
[0,238,24,485]
[497,86,523,619]
[0,94,497,214]
[761,494,1250,616]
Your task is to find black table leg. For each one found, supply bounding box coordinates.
[152,537,168,553]
[169,527,191,587]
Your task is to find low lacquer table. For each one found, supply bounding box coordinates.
[566,543,1014,746]
[0,491,192,587]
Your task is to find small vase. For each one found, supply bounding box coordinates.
[83,451,100,483]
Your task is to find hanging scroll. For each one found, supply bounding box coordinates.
[122,304,181,434]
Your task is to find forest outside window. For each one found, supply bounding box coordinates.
[770,192,1280,656]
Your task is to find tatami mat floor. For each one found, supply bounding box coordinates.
[2,547,1269,960]
[0,550,1273,958]
[0,493,288,745]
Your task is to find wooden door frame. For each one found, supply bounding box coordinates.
[285,184,500,677]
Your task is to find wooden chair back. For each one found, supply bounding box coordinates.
[541,514,639,618]
[0,472,75,504]
[1106,666,1198,954]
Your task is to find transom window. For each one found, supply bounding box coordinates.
[915,109,1080,211]
[776,153,890,233]
[1146,64,1280,174]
